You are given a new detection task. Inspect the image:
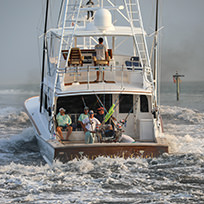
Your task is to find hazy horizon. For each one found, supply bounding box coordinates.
[0,0,204,85]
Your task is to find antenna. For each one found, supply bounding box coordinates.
[40,0,49,113]
[153,0,159,106]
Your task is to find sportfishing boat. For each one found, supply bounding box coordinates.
[24,0,168,165]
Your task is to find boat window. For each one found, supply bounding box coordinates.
[56,94,112,114]
[140,95,149,112]
[119,94,133,113]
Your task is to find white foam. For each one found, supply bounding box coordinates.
[0,106,19,116]
[161,105,204,124]
[0,107,30,136]
[161,105,204,154]
[0,127,35,149]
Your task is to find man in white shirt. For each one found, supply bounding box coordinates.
[82,110,101,144]
[94,37,108,82]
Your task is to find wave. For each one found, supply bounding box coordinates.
[0,127,42,166]
[0,128,35,151]
[0,107,31,137]
[161,105,204,124]
[0,104,203,203]
[0,155,204,203]
[161,105,204,154]
[0,88,38,95]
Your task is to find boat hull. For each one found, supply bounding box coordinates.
[36,135,55,165]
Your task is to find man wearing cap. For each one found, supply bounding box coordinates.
[95,107,105,123]
[78,106,89,131]
[96,106,117,126]
[82,110,101,144]
[56,108,72,140]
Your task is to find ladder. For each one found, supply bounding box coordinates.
[56,0,83,70]
[124,0,150,68]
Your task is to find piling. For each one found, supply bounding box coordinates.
[173,71,184,101]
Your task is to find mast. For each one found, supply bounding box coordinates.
[40,0,49,113]
[153,0,159,105]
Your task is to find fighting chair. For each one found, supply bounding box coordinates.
[68,48,84,66]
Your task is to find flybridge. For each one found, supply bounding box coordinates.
[52,0,150,69]
[41,0,154,94]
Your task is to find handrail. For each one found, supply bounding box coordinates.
[57,65,144,73]
[57,64,153,91]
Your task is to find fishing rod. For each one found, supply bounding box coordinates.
[94,89,125,124]
[95,94,108,113]
[112,88,125,109]
[81,96,87,107]
[103,88,125,123]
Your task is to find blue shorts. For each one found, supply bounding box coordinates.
[95,67,105,71]
[60,124,71,130]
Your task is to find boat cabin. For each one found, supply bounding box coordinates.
[52,93,155,143]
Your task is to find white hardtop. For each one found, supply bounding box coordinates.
[49,25,145,37]
[55,84,152,97]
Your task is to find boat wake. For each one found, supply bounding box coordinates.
[0,107,31,137]
[0,127,43,166]
[0,105,203,203]
[161,105,204,155]
[0,88,38,95]
[0,107,43,166]
[0,155,204,203]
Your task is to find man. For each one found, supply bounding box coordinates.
[82,110,101,144]
[95,107,116,124]
[56,108,72,140]
[95,107,105,123]
[78,106,89,131]
[95,108,134,143]
[86,0,94,20]
[95,37,109,82]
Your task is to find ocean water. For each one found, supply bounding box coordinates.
[0,82,204,203]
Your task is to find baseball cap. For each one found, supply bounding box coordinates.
[84,106,89,110]
[59,107,66,112]
[97,107,104,111]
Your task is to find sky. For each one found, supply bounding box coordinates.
[0,0,204,85]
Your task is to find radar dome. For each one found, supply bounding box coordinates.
[94,8,114,31]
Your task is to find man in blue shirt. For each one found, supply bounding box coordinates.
[78,106,89,131]
[56,108,72,140]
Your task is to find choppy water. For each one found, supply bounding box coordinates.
[0,82,204,203]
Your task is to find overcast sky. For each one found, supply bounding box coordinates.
[0,0,204,85]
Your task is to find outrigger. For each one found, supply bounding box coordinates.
[24,0,168,165]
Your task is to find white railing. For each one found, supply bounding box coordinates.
[53,64,153,90]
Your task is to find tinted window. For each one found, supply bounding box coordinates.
[57,94,112,114]
[140,95,149,112]
[119,94,133,113]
